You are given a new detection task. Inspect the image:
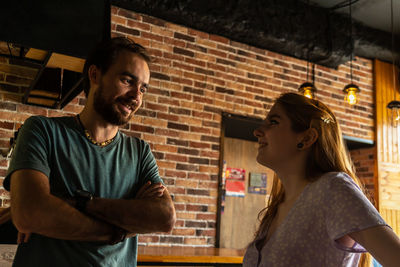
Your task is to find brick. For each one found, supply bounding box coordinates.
[184,237,207,245]
[165,169,187,179]
[173,47,194,57]
[183,86,204,96]
[190,126,211,134]
[176,163,198,172]
[187,43,207,53]
[174,32,195,42]
[127,20,150,31]
[200,135,219,143]
[216,58,236,67]
[115,25,139,36]
[138,235,160,243]
[151,72,170,81]
[194,67,214,76]
[135,108,156,118]
[184,57,206,67]
[167,138,188,147]
[142,15,165,27]
[154,144,178,153]
[228,54,246,62]
[188,141,210,149]
[189,157,209,165]
[155,128,179,138]
[170,91,192,101]
[187,188,209,196]
[169,107,191,116]
[177,147,199,156]
[171,76,193,86]
[183,71,205,81]
[145,102,168,112]
[165,153,188,162]
[172,228,196,236]
[204,105,221,114]
[188,172,212,180]
[209,34,229,44]
[196,213,217,220]
[185,220,207,228]
[130,124,154,134]
[168,122,189,131]
[202,121,219,128]
[215,86,234,95]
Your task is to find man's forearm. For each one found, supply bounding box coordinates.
[12,193,114,242]
[85,192,176,234]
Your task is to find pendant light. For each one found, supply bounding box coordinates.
[386,0,400,128]
[298,0,317,99]
[298,62,317,99]
[343,0,360,105]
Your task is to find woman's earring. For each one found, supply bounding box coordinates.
[297,143,304,149]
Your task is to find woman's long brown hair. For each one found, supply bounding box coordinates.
[253,92,370,266]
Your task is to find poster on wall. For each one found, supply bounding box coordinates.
[248,172,267,194]
[225,167,246,197]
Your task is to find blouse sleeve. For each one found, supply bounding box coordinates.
[324,172,390,252]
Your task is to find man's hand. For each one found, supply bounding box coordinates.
[136,182,165,199]
[17,232,31,244]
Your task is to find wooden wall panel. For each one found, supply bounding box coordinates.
[374,59,400,235]
[219,137,274,249]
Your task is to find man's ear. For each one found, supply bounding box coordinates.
[300,128,319,149]
[88,65,101,87]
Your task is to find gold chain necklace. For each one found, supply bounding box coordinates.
[76,115,115,147]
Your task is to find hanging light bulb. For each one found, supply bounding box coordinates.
[298,82,316,99]
[387,101,400,128]
[343,83,360,105]
[343,0,361,106]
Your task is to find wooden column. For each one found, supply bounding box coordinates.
[374,59,400,235]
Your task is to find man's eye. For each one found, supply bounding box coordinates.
[140,86,147,93]
[269,120,278,125]
[122,78,131,84]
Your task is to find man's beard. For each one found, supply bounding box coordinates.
[93,83,136,126]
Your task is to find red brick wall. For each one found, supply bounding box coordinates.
[0,6,375,247]
[350,147,377,205]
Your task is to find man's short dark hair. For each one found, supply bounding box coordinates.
[82,37,151,97]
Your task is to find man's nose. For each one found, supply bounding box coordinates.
[253,127,262,138]
[127,82,142,98]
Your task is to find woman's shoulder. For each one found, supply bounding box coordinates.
[312,172,361,192]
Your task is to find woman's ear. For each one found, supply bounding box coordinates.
[299,128,319,149]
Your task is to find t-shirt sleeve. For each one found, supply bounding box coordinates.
[3,116,51,191]
[325,172,389,252]
[139,140,163,185]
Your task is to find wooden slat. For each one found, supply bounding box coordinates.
[25,48,85,73]
[137,246,244,264]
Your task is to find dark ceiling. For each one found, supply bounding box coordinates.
[112,0,400,69]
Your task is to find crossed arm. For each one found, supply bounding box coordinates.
[10,169,176,243]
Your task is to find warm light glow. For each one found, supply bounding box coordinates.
[343,85,359,105]
[303,88,314,99]
[387,100,400,128]
[394,109,400,128]
[345,90,357,105]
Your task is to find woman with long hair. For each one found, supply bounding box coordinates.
[243,93,400,266]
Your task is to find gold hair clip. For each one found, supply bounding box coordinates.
[321,117,332,124]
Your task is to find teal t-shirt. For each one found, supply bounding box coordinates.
[4,115,162,267]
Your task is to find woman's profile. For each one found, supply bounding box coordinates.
[243,93,400,267]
